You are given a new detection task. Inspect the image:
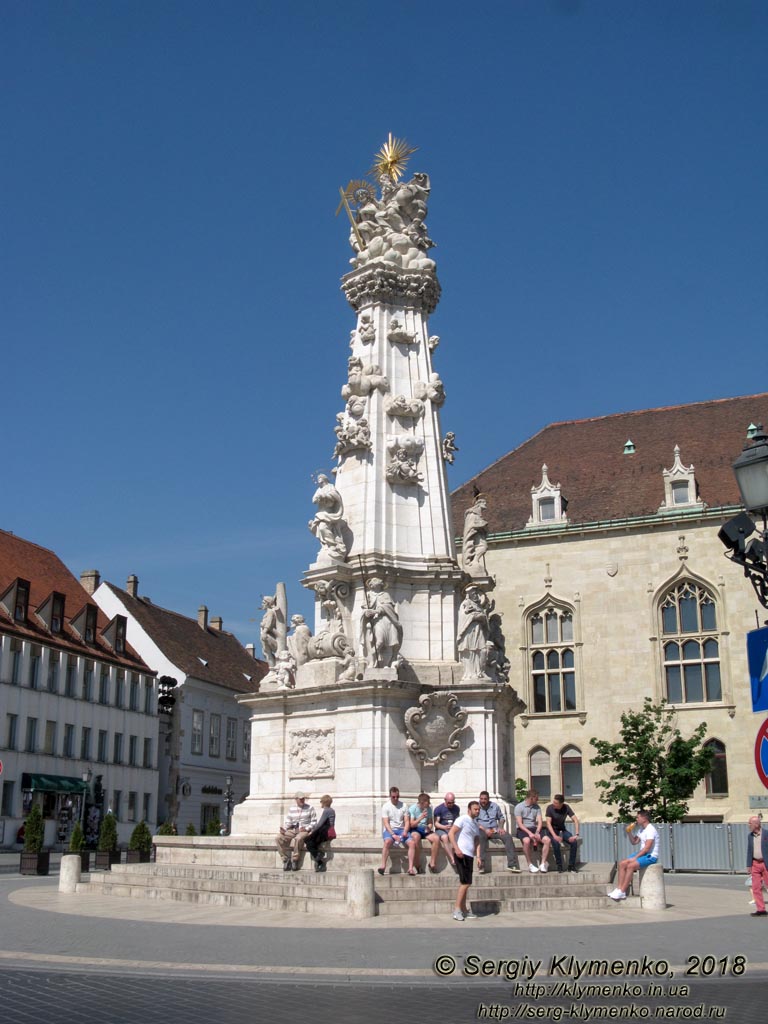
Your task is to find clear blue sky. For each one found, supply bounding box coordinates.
[3,1,767,644]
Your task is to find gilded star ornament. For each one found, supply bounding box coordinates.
[368,133,418,183]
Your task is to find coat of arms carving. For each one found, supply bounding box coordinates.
[404,691,468,765]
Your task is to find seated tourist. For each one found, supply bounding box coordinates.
[305,794,336,872]
[406,792,441,874]
[275,792,317,871]
[378,786,417,875]
[433,792,460,868]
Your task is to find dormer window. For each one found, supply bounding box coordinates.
[0,578,31,622]
[101,614,128,655]
[51,593,64,634]
[35,591,66,634]
[71,603,98,644]
[527,464,569,528]
[15,581,29,622]
[659,445,704,514]
[85,605,97,643]
[115,618,126,654]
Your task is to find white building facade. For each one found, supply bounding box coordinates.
[0,533,158,847]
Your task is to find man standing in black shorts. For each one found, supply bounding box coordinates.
[448,800,481,922]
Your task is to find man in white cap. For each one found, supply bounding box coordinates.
[275,792,317,871]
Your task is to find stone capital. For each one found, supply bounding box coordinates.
[341,265,441,314]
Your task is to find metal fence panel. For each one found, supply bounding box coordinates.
[580,821,754,873]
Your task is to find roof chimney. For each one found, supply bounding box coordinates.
[210,616,223,631]
[245,643,256,659]
[198,605,209,630]
[80,570,101,595]
[126,575,139,598]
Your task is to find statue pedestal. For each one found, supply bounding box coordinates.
[233,672,525,837]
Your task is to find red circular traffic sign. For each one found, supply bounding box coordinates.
[755,719,768,790]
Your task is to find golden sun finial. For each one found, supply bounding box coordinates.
[368,132,418,183]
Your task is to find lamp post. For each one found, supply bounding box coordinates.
[224,775,234,836]
[719,426,768,608]
[80,768,92,829]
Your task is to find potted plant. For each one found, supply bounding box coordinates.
[126,821,153,863]
[204,818,222,836]
[156,820,176,836]
[20,804,49,876]
[185,822,197,836]
[68,821,90,872]
[95,812,121,869]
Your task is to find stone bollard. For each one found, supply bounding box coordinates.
[347,867,376,919]
[638,863,666,910]
[59,854,82,894]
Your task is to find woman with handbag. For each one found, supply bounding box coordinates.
[305,795,336,872]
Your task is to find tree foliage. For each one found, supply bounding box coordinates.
[24,804,45,852]
[68,821,86,852]
[589,698,715,822]
[128,821,153,853]
[97,812,119,852]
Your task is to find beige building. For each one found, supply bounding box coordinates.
[453,393,768,823]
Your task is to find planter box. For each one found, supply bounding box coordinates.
[20,851,50,876]
[76,851,91,872]
[94,850,121,870]
[126,850,151,864]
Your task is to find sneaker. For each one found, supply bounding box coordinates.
[607,888,621,898]
[610,891,626,901]
[282,858,292,871]
[377,868,386,875]
[464,910,478,919]
[529,864,539,873]
[539,863,549,873]
[452,910,465,922]
[751,910,768,917]
[508,865,521,873]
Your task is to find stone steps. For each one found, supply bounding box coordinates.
[78,858,612,917]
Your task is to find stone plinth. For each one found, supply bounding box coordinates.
[233,675,524,836]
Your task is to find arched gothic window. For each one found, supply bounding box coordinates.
[560,746,583,800]
[659,581,722,704]
[704,739,728,796]
[529,606,576,714]
[529,747,551,800]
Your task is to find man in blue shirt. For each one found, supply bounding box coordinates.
[434,792,461,868]
[477,790,520,873]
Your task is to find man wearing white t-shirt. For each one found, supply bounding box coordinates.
[609,810,660,901]
[448,800,481,921]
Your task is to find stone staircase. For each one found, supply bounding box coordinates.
[77,838,614,918]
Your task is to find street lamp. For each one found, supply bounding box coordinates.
[719,426,768,608]
[224,775,234,836]
[80,767,92,830]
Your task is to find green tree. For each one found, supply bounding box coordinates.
[128,821,153,854]
[204,818,222,836]
[97,812,119,852]
[185,822,197,836]
[590,698,714,822]
[24,804,45,852]
[515,778,528,804]
[156,820,175,836]
[68,821,86,853]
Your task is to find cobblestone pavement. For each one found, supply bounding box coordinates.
[0,970,765,1024]
[1,872,765,1023]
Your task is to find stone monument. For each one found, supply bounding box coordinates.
[233,136,524,837]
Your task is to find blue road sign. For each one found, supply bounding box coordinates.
[747,626,768,714]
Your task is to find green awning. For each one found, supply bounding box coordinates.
[22,773,88,794]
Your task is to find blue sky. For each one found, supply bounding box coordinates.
[3,1,767,644]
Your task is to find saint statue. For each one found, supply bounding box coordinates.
[462,494,489,574]
[457,586,492,681]
[259,595,279,669]
[309,474,348,561]
[359,577,403,669]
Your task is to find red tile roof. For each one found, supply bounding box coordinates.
[452,394,767,534]
[0,529,151,671]
[102,583,267,694]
